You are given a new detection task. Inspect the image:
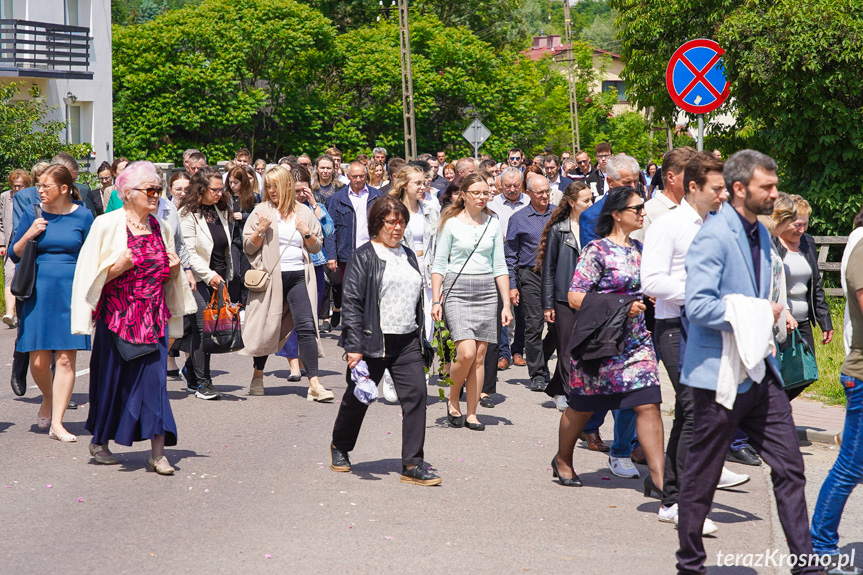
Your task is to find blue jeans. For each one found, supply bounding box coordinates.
[811,374,863,555]
[584,410,606,435]
[498,323,511,362]
[611,408,638,458]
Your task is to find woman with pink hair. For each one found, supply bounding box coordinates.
[72,161,196,474]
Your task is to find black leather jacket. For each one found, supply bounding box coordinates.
[568,292,642,377]
[541,219,580,309]
[338,241,425,358]
[774,233,833,332]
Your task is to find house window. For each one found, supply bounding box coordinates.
[66,0,79,26]
[602,80,627,102]
[1,0,13,18]
[67,105,81,143]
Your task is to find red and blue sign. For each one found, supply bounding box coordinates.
[665,39,730,114]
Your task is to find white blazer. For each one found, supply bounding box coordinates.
[180,206,233,285]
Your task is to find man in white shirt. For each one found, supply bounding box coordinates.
[630,146,696,242]
[641,151,748,534]
[488,166,529,370]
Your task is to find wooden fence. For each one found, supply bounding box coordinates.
[814,236,847,297]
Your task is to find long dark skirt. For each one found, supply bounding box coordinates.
[86,319,177,447]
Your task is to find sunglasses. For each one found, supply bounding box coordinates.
[208,186,225,195]
[509,156,521,161]
[622,203,646,214]
[134,186,163,198]
[577,159,590,165]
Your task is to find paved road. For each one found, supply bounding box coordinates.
[1,325,861,575]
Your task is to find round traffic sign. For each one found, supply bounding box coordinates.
[665,39,730,114]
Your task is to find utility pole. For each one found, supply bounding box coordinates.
[552,0,580,151]
[378,0,417,160]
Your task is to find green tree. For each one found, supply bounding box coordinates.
[0,83,91,180]
[717,0,863,236]
[582,9,619,52]
[112,0,338,161]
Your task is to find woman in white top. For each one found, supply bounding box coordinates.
[431,174,513,431]
[240,166,331,401]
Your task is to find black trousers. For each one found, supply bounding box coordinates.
[184,281,213,385]
[330,261,347,313]
[545,301,577,398]
[228,243,252,307]
[482,291,504,395]
[12,298,28,384]
[676,371,818,575]
[321,265,338,319]
[252,271,319,376]
[331,332,427,467]
[518,267,556,379]
[655,318,690,507]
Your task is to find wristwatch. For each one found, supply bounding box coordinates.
[303,233,312,239]
[257,230,265,238]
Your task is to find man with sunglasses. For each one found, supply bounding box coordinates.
[507,148,524,169]
[630,147,696,243]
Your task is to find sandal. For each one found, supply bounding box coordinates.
[49,428,77,442]
[36,413,51,430]
[89,443,119,465]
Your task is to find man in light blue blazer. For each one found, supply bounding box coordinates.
[676,150,820,574]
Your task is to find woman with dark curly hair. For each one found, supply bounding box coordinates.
[178,166,234,400]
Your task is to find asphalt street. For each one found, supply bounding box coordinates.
[1,323,861,575]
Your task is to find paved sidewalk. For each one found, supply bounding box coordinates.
[655,362,845,446]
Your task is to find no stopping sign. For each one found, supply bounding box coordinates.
[666,39,730,114]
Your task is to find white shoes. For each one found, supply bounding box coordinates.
[382,370,398,403]
[554,395,568,411]
[607,456,640,478]
[658,503,718,536]
[717,466,750,489]
[2,314,16,328]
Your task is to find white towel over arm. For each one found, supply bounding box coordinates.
[716,294,776,410]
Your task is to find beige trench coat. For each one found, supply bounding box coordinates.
[239,201,324,357]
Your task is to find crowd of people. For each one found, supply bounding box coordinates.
[2,141,860,574]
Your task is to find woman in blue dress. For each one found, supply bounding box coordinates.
[11,165,93,442]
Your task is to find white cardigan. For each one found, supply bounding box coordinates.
[180,206,233,285]
[71,208,197,337]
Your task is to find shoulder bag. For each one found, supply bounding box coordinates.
[243,224,295,292]
[431,217,492,371]
[779,328,819,390]
[11,205,42,300]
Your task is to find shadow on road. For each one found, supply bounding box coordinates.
[111,448,207,473]
[0,421,12,434]
[347,458,403,481]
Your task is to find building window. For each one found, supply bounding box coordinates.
[67,105,81,143]
[602,80,627,102]
[1,0,13,18]
[66,0,79,26]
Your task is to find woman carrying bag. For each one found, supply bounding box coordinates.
[430,173,513,431]
[240,165,331,401]
[179,167,234,400]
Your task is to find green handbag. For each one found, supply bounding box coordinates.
[779,328,819,390]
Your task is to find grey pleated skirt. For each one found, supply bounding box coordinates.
[442,273,498,343]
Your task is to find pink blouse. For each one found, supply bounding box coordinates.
[96,215,171,344]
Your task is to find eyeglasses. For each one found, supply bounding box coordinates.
[383,218,406,228]
[208,186,225,195]
[35,183,58,191]
[466,190,491,197]
[622,203,646,214]
[12,183,26,190]
[532,190,550,197]
[509,156,521,162]
[134,186,163,198]
[577,159,590,165]
[98,176,113,183]
[597,154,612,160]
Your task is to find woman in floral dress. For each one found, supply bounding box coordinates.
[550,187,665,494]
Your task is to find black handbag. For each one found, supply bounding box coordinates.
[112,331,159,361]
[11,205,42,300]
[202,282,244,354]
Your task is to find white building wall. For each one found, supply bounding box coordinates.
[1,0,112,169]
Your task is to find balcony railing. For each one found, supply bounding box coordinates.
[0,19,92,79]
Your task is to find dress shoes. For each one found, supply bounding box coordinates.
[330,445,351,472]
[10,371,26,396]
[551,457,583,487]
[726,446,762,466]
[479,395,495,408]
[717,466,750,489]
[400,464,441,486]
[464,419,486,431]
[497,357,510,370]
[330,309,341,329]
[631,445,647,465]
[579,432,610,452]
[528,376,547,392]
[512,353,526,366]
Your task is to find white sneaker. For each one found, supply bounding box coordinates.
[554,395,568,411]
[607,456,640,478]
[382,369,398,403]
[2,314,15,327]
[658,503,718,535]
[717,466,750,489]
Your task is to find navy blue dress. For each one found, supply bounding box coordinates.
[11,204,93,353]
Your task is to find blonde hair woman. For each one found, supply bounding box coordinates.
[758,193,798,345]
[241,166,332,400]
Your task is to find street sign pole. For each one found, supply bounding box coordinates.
[462,119,491,159]
[474,124,479,159]
[697,114,704,152]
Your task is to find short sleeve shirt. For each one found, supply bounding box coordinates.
[842,242,863,380]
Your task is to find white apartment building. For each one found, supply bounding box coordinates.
[0,0,112,167]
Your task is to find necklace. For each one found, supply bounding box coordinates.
[127,216,151,232]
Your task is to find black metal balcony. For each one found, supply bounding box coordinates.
[0,19,92,79]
